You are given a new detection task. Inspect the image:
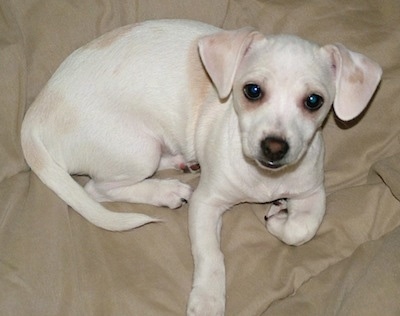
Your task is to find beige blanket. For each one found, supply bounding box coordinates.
[1,1,399,315]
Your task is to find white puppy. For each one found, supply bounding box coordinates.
[21,20,382,315]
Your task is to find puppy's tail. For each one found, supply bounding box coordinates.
[21,129,159,231]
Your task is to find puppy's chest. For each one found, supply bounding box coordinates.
[239,171,320,203]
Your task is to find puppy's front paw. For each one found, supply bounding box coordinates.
[187,287,225,316]
[265,199,288,219]
[265,200,315,246]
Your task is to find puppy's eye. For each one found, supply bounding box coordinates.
[243,84,262,101]
[304,94,324,111]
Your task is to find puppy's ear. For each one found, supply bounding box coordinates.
[198,28,264,99]
[321,44,382,121]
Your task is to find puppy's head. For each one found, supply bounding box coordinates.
[199,30,382,170]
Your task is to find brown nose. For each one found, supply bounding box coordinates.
[260,137,289,162]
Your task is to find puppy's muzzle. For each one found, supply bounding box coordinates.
[258,136,289,169]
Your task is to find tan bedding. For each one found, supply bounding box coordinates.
[1,1,400,315]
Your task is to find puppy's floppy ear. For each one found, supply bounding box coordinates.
[321,44,382,121]
[198,28,264,99]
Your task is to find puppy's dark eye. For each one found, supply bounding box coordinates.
[243,84,262,101]
[304,94,324,111]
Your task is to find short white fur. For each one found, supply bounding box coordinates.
[21,20,382,315]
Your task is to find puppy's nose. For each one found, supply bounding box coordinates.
[261,137,289,162]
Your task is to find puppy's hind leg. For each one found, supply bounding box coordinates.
[85,178,193,209]
[82,130,193,208]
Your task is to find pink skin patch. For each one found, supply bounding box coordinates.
[181,162,201,173]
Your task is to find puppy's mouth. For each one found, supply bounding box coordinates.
[256,159,285,170]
